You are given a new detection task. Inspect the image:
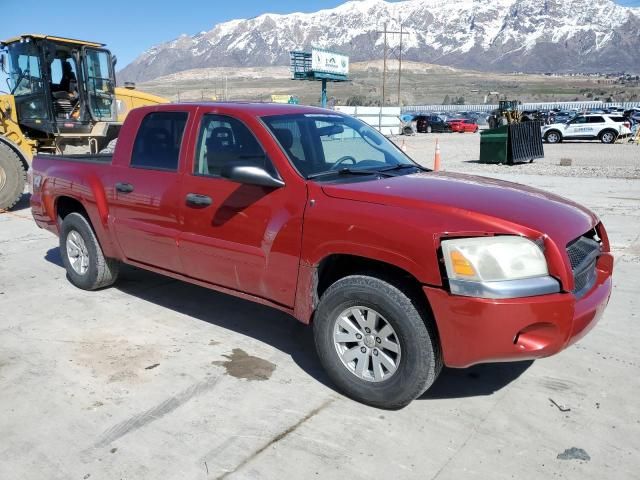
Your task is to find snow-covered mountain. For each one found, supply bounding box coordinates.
[119,0,640,83]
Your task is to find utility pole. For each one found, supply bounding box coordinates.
[382,23,388,108]
[375,22,410,107]
[397,23,403,105]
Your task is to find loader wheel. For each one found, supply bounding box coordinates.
[0,142,26,211]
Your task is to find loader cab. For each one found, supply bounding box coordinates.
[0,34,117,137]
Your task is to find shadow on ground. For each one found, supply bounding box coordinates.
[421,361,533,400]
[5,193,31,212]
[45,247,532,401]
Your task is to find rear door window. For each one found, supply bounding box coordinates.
[587,116,605,124]
[131,111,188,170]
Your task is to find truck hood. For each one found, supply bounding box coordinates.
[321,171,598,244]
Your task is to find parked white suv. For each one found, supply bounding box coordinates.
[542,114,632,144]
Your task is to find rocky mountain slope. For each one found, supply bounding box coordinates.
[119,0,640,83]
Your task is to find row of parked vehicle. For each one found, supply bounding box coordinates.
[401,114,480,135]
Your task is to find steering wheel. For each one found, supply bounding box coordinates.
[330,155,357,170]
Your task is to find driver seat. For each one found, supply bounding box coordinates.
[272,128,308,175]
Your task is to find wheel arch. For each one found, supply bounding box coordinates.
[54,194,120,259]
[55,195,90,224]
[599,128,618,142]
[308,254,440,341]
[544,129,562,141]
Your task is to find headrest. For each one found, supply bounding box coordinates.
[207,127,234,148]
[273,128,293,150]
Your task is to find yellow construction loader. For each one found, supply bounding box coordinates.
[0,34,167,210]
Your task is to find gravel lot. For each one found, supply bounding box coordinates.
[396,131,640,179]
[0,135,639,479]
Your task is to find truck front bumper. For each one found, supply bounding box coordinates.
[424,253,613,368]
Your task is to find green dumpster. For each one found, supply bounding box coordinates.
[479,125,509,164]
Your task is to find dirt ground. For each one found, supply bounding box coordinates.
[0,134,639,479]
[396,131,640,179]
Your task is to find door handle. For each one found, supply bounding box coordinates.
[115,182,134,193]
[185,193,213,208]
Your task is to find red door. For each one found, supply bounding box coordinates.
[110,109,189,273]
[177,111,306,307]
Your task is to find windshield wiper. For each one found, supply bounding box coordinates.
[379,163,429,173]
[307,167,396,180]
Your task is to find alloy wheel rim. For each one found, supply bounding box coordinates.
[333,306,402,383]
[548,133,559,143]
[603,133,614,143]
[66,230,89,275]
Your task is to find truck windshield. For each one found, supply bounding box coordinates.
[262,113,418,179]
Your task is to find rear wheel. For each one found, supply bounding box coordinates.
[600,130,617,144]
[60,212,119,290]
[314,275,442,409]
[545,130,562,144]
[0,142,26,211]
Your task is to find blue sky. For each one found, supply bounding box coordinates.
[1,0,638,68]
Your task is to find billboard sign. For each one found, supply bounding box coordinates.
[311,48,349,77]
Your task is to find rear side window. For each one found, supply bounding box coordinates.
[587,116,605,123]
[609,116,625,123]
[131,111,188,170]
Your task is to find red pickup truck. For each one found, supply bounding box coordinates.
[31,103,613,409]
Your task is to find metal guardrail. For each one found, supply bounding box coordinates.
[403,101,640,114]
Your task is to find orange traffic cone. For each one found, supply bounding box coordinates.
[434,138,441,171]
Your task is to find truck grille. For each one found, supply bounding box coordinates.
[567,234,601,298]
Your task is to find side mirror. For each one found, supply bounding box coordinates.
[221,163,284,188]
[0,53,6,74]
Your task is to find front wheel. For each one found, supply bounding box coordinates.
[60,212,119,290]
[314,275,442,409]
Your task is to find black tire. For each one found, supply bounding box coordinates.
[599,130,617,144]
[313,275,442,409]
[545,130,562,144]
[0,142,27,211]
[60,212,119,290]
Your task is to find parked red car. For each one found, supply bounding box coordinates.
[31,103,613,409]
[448,118,479,133]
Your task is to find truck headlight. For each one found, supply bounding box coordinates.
[441,236,560,299]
